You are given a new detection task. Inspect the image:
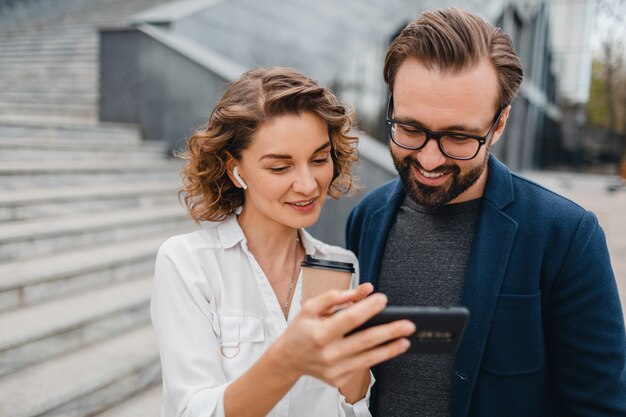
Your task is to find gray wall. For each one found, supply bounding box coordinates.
[100,27,237,153]
[99,23,397,246]
[308,150,396,246]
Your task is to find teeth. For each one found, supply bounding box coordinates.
[420,169,445,179]
[293,200,314,206]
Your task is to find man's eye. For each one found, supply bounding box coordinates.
[398,125,423,135]
[445,134,475,142]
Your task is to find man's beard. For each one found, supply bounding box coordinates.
[390,147,489,209]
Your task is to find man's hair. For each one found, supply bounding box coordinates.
[180,67,358,222]
[384,7,523,109]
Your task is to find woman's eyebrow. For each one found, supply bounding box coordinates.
[258,142,331,162]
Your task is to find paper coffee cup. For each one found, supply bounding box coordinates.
[301,255,355,303]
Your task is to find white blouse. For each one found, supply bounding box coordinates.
[151,215,373,417]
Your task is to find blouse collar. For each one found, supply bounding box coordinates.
[216,215,320,256]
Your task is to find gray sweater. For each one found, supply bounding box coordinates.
[373,196,481,417]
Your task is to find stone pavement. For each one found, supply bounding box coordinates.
[522,170,626,317]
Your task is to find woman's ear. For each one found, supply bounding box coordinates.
[232,166,248,190]
[225,156,247,190]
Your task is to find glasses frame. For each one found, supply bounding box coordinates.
[385,94,504,161]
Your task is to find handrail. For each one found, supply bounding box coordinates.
[130,0,226,25]
[137,24,245,82]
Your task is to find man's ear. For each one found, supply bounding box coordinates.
[490,105,511,146]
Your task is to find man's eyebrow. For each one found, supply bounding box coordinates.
[394,115,483,134]
[259,142,331,162]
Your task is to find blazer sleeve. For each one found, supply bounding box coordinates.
[548,211,626,415]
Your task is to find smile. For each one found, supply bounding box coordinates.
[419,168,447,179]
[411,165,451,187]
[287,198,318,213]
[290,198,316,207]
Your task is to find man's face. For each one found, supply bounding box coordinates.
[389,58,509,208]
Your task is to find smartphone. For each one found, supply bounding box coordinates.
[349,306,469,355]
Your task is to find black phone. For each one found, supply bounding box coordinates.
[349,306,469,355]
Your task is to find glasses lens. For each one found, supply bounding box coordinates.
[390,122,427,149]
[440,135,480,159]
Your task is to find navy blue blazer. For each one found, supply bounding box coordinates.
[346,156,626,416]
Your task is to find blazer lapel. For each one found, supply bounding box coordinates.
[361,179,405,290]
[451,156,518,417]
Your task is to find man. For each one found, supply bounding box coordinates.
[346,7,626,417]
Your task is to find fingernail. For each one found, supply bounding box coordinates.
[404,322,416,333]
[400,338,411,350]
[373,293,387,305]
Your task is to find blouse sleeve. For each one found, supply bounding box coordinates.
[337,372,375,417]
[151,237,228,417]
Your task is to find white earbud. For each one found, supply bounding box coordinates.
[232,166,248,190]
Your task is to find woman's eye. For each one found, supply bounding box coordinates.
[313,156,329,164]
[269,166,288,173]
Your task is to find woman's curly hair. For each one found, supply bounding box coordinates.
[179,67,359,222]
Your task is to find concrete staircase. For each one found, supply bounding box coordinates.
[0,0,191,415]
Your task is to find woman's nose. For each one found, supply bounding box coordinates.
[292,168,317,194]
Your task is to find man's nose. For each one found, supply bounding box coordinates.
[416,138,447,171]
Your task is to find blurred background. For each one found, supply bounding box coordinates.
[0,0,624,415]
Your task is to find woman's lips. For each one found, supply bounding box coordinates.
[286,198,317,213]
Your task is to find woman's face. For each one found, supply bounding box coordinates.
[233,111,335,231]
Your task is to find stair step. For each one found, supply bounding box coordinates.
[0,42,96,52]
[0,137,158,151]
[0,325,160,417]
[0,82,96,94]
[0,276,152,376]
[0,180,181,222]
[0,204,189,261]
[0,159,180,174]
[0,230,189,311]
[0,113,97,126]
[0,49,95,58]
[0,139,166,161]
[0,172,180,191]
[0,159,181,190]
[0,55,96,65]
[0,102,96,118]
[0,64,97,73]
[0,37,96,46]
[0,91,97,105]
[0,122,141,142]
[94,384,162,417]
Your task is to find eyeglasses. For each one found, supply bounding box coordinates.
[385,94,504,160]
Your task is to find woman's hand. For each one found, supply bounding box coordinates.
[270,284,416,388]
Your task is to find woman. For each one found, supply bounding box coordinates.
[151,68,415,417]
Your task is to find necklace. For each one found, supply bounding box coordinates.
[281,235,300,320]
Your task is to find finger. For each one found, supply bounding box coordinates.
[323,284,374,316]
[352,283,374,303]
[317,319,415,366]
[341,319,416,356]
[323,293,389,339]
[301,288,362,316]
[335,337,412,377]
